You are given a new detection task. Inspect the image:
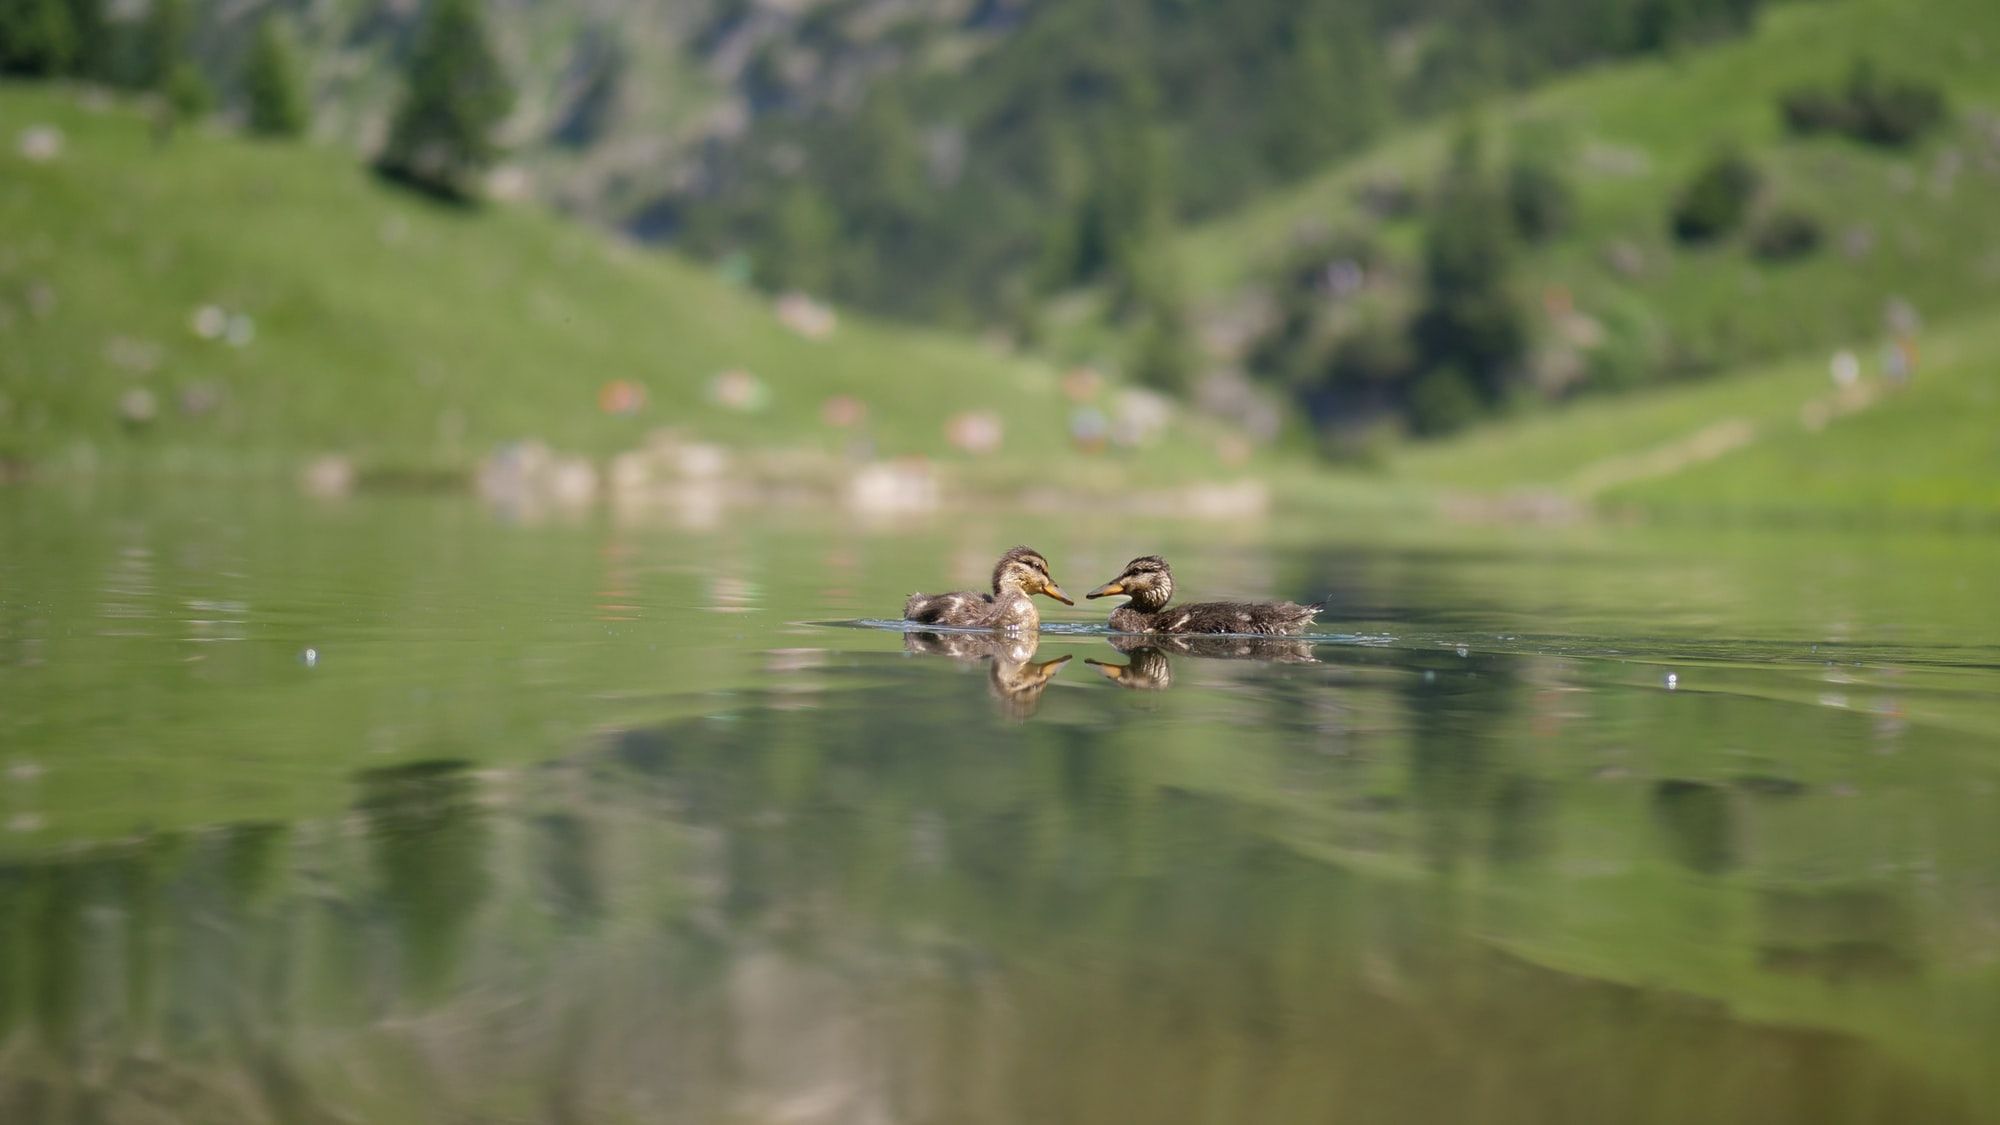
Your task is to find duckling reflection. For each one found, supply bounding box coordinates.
[904,631,1072,720]
[1086,635,1318,691]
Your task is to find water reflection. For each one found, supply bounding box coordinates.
[0,662,1989,1123]
[355,760,491,998]
[6,497,2000,1123]
[1652,778,1742,875]
[1086,635,1317,691]
[903,631,1071,720]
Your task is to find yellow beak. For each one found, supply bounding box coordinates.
[1085,579,1126,600]
[1041,580,1074,606]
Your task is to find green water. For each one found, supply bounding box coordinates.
[2,490,1998,1124]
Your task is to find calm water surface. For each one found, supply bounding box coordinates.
[2,490,1998,1124]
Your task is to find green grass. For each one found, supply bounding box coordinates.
[1388,309,2000,517]
[3,73,1997,519]
[0,83,1242,482]
[1174,0,2000,378]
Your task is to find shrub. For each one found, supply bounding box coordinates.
[243,16,310,138]
[164,61,212,122]
[1406,366,1482,437]
[1750,209,1822,262]
[1670,149,1758,244]
[1506,157,1573,242]
[1353,177,1418,220]
[1846,62,1946,147]
[1778,86,1852,136]
[1776,59,1947,148]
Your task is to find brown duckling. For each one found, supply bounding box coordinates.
[904,545,1073,632]
[1085,555,1321,635]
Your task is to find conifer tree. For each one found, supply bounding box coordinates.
[1409,128,1526,420]
[0,0,76,76]
[758,183,838,295]
[1125,240,1197,396]
[242,15,309,138]
[375,0,512,202]
[1263,4,1387,178]
[137,0,191,89]
[138,0,211,138]
[63,0,102,77]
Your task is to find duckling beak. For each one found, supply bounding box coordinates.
[1084,657,1126,682]
[1085,579,1125,600]
[1041,580,1074,606]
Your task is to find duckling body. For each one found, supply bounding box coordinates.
[903,546,1073,633]
[1087,555,1321,636]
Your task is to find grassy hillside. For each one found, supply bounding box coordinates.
[1170,0,2000,385]
[1388,309,2000,519]
[0,84,1242,482]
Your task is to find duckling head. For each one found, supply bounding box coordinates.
[1086,555,1173,613]
[992,545,1073,605]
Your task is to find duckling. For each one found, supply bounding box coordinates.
[905,631,1072,720]
[904,545,1073,632]
[1085,555,1321,635]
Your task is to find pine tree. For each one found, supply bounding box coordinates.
[1125,240,1198,396]
[0,0,76,76]
[375,0,512,202]
[1409,128,1526,412]
[242,15,309,138]
[137,0,191,90]
[137,0,211,139]
[62,0,105,78]
[758,183,838,295]
[1262,4,1386,179]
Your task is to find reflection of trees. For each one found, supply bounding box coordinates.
[1758,885,1919,982]
[533,812,603,927]
[1402,653,1547,873]
[356,760,490,999]
[0,664,1983,1124]
[218,822,290,913]
[1651,779,1740,875]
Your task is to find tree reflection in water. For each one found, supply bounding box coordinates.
[0,650,1982,1124]
[357,760,492,1000]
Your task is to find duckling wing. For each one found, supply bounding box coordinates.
[1164,600,1322,635]
[903,590,993,625]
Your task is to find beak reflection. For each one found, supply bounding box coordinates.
[904,631,1072,720]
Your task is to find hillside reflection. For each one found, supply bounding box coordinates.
[1,640,1993,1125]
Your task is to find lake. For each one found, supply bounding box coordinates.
[2,488,1998,1123]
